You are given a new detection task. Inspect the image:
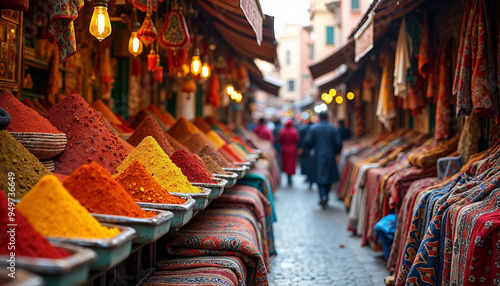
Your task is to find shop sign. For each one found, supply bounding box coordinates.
[240,0,263,45]
[354,13,374,63]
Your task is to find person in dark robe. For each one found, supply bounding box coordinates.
[278,119,300,186]
[338,119,352,141]
[305,111,342,208]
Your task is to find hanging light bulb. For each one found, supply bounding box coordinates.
[200,55,211,80]
[89,0,112,41]
[226,84,235,96]
[128,8,143,57]
[190,48,201,76]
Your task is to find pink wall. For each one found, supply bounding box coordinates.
[300,28,313,98]
[340,0,371,44]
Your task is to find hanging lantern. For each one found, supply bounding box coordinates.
[148,49,158,71]
[137,14,157,46]
[190,48,201,76]
[200,55,211,80]
[89,0,112,41]
[128,9,143,57]
[225,84,234,96]
[159,2,190,76]
[181,76,196,99]
[132,0,163,13]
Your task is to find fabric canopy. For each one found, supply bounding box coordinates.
[242,59,281,96]
[308,0,424,79]
[195,0,278,65]
[317,69,354,94]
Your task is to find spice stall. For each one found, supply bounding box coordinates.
[0,0,280,284]
[307,0,500,284]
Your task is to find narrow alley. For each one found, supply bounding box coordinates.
[268,175,390,286]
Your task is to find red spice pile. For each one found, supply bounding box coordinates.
[0,191,70,258]
[193,116,212,133]
[170,150,216,184]
[0,90,62,134]
[127,115,175,156]
[64,162,155,218]
[191,154,212,177]
[44,94,128,175]
[221,144,245,162]
[129,110,148,130]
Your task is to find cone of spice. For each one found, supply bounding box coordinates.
[0,130,51,199]
[170,150,216,184]
[92,99,134,133]
[64,162,155,218]
[44,94,128,175]
[129,110,148,130]
[115,136,201,193]
[182,132,219,153]
[164,132,192,154]
[115,160,186,204]
[0,90,62,134]
[192,116,212,133]
[191,154,213,177]
[197,144,234,168]
[218,146,242,164]
[167,117,201,142]
[17,175,120,238]
[127,115,175,156]
[0,191,71,258]
[201,155,229,175]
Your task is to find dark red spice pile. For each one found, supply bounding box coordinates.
[170,150,216,184]
[0,90,62,134]
[127,115,175,156]
[44,94,128,175]
[0,191,70,258]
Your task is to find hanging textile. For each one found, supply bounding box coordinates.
[133,0,163,12]
[454,0,498,117]
[206,73,220,107]
[435,39,452,142]
[458,113,481,162]
[393,17,411,100]
[48,0,84,62]
[159,3,190,75]
[418,14,430,78]
[377,55,396,129]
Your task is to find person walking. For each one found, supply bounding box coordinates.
[298,120,313,189]
[278,119,300,186]
[253,117,274,143]
[305,111,342,208]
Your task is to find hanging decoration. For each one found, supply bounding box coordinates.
[133,0,163,13]
[89,0,112,41]
[159,2,190,75]
[200,55,211,80]
[190,48,202,76]
[49,0,84,61]
[148,49,158,71]
[137,0,157,46]
[206,73,220,107]
[128,8,143,57]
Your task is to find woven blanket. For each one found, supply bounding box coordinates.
[211,185,276,260]
[144,267,239,286]
[148,256,247,286]
[166,208,268,286]
[238,173,277,223]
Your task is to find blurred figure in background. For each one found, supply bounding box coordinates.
[273,118,283,172]
[253,118,274,142]
[338,119,352,141]
[298,120,313,190]
[306,111,342,208]
[278,119,300,186]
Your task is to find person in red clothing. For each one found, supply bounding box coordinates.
[278,119,300,186]
[253,118,274,143]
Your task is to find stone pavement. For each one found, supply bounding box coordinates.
[267,175,390,286]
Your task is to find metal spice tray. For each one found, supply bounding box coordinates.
[91,209,174,244]
[191,178,228,200]
[223,166,248,179]
[136,196,195,229]
[170,187,211,212]
[213,171,238,188]
[0,242,96,286]
[46,224,135,271]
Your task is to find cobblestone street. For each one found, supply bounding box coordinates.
[268,175,390,286]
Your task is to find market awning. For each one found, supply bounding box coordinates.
[242,59,282,96]
[308,0,425,79]
[195,0,278,65]
[316,69,354,94]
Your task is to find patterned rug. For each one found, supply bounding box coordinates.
[166,207,268,286]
